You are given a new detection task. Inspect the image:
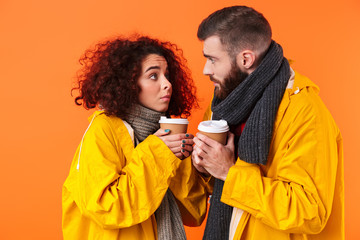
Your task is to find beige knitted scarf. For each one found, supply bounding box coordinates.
[126,104,186,240]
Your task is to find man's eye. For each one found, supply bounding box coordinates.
[209,58,215,64]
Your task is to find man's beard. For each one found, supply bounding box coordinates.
[211,65,248,100]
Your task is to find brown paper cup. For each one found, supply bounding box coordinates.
[160,123,188,135]
[197,120,229,145]
[199,131,227,145]
[159,117,189,135]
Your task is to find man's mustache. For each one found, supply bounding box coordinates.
[210,76,221,84]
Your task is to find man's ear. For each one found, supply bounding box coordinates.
[236,50,256,71]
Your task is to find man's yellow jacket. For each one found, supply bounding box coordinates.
[62,112,208,239]
[203,71,344,239]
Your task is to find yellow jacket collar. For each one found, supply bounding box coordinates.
[289,70,320,96]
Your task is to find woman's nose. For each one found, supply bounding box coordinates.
[162,76,172,90]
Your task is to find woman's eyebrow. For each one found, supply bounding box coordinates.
[145,66,160,73]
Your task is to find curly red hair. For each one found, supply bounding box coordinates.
[72,35,198,118]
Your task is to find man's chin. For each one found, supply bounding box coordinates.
[214,89,227,100]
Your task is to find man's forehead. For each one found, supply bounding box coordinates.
[203,36,228,57]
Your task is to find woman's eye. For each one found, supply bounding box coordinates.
[150,73,158,80]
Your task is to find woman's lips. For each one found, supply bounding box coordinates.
[161,95,171,101]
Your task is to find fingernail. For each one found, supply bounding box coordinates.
[182,144,185,147]
[181,149,185,152]
[182,140,186,143]
[165,129,170,133]
[185,133,189,137]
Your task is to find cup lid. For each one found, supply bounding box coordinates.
[159,116,189,124]
[198,120,229,133]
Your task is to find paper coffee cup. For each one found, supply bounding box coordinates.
[197,120,229,145]
[159,116,189,134]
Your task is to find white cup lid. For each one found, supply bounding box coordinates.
[159,116,189,124]
[198,120,229,133]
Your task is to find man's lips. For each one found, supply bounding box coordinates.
[210,79,220,88]
[210,76,221,85]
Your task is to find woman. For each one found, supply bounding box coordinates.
[62,36,209,239]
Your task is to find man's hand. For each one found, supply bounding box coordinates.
[192,131,235,181]
[192,150,210,177]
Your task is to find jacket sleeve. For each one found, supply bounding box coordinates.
[169,156,212,226]
[72,116,181,229]
[220,88,342,234]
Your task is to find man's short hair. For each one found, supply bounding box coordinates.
[197,6,272,59]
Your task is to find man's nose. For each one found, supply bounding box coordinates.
[203,60,213,75]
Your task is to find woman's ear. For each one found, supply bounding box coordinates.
[236,50,256,71]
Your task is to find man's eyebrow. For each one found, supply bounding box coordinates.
[203,52,217,59]
[145,66,160,73]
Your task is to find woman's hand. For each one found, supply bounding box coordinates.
[154,129,194,159]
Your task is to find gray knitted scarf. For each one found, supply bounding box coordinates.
[203,41,290,239]
[126,104,186,240]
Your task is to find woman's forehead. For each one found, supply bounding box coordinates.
[141,54,168,71]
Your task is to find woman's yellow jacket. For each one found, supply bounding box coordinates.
[204,71,344,239]
[62,112,209,239]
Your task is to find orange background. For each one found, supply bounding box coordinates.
[0,0,359,239]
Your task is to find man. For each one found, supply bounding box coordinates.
[192,6,344,240]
